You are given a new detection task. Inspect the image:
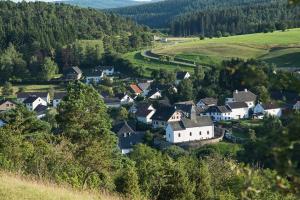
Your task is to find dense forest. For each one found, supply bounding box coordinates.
[115,0,300,36]
[0,1,153,83]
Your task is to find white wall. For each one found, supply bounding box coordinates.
[230,108,249,119]
[86,76,103,84]
[26,98,47,111]
[265,108,282,117]
[120,95,134,105]
[166,125,214,144]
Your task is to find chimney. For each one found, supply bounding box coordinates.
[235,90,238,94]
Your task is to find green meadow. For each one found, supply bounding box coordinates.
[151,28,300,68]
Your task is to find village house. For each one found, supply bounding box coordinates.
[64,66,83,80]
[34,104,49,119]
[0,99,16,112]
[53,92,67,108]
[174,101,196,118]
[115,93,134,105]
[17,92,50,104]
[166,115,214,144]
[146,89,162,100]
[226,102,249,119]
[151,106,182,129]
[112,121,145,154]
[196,98,218,108]
[226,89,257,108]
[100,66,114,76]
[175,71,191,85]
[103,97,122,108]
[23,96,47,111]
[135,103,156,124]
[254,102,282,118]
[203,106,232,121]
[129,84,143,96]
[85,67,105,84]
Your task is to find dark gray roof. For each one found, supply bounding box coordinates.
[118,132,145,149]
[146,89,161,98]
[34,104,48,114]
[206,106,231,113]
[54,92,67,99]
[176,71,189,80]
[112,121,135,135]
[199,98,218,106]
[17,92,48,99]
[169,116,213,131]
[0,99,16,105]
[261,102,280,110]
[23,96,39,104]
[136,103,154,117]
[104,98,120,104]
[151,106,177,121]
[85,67,103,77]
[138,82,151,91]
[115,93,131,100]
[64,66,82,75]
[174,101,195,115]
[233,90,256,102]
[227,102,248,109]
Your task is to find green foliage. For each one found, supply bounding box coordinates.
[2,82,13,96]
[40,57,58,81]
[0,44,28,83]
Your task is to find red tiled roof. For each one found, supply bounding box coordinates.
[130,84,142,94]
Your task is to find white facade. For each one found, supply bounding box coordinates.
[148,91,162,100]
[18,95,50,104]
[53,99,62,108]
[230,108,249,120]
[103,67,114,76]
[293,101,300,110]
[25,98,47,111]
[204,112,232,121]
[85,75,103,84]
[254,104,282,118]
[166,124,214,144]
[137,109,156,124]
[120,95,134,105]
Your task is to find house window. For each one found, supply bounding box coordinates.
[190,132,192,136]
[207,131,209,135]
[178,133,181,137]
[199,131,202,135]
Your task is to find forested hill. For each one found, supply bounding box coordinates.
[114,0,300,36]
[0,1,152,53]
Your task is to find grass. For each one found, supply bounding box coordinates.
[208,141,242,157]
[0,84,65,98]
[123,51,195,77]
[0,172,124,200]
[152,28,300,68]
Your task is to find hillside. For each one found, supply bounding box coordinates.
[62,0,162,9]
[124,28,300,75]
[0,172,124,200]
[115,0,300,36]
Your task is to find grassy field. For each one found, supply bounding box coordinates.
[123,51,195,77]
[0,172,123,200]
[152,28,300,68]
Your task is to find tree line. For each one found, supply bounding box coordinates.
[115,0,300,36]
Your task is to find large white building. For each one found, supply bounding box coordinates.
[166,116,214,144]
